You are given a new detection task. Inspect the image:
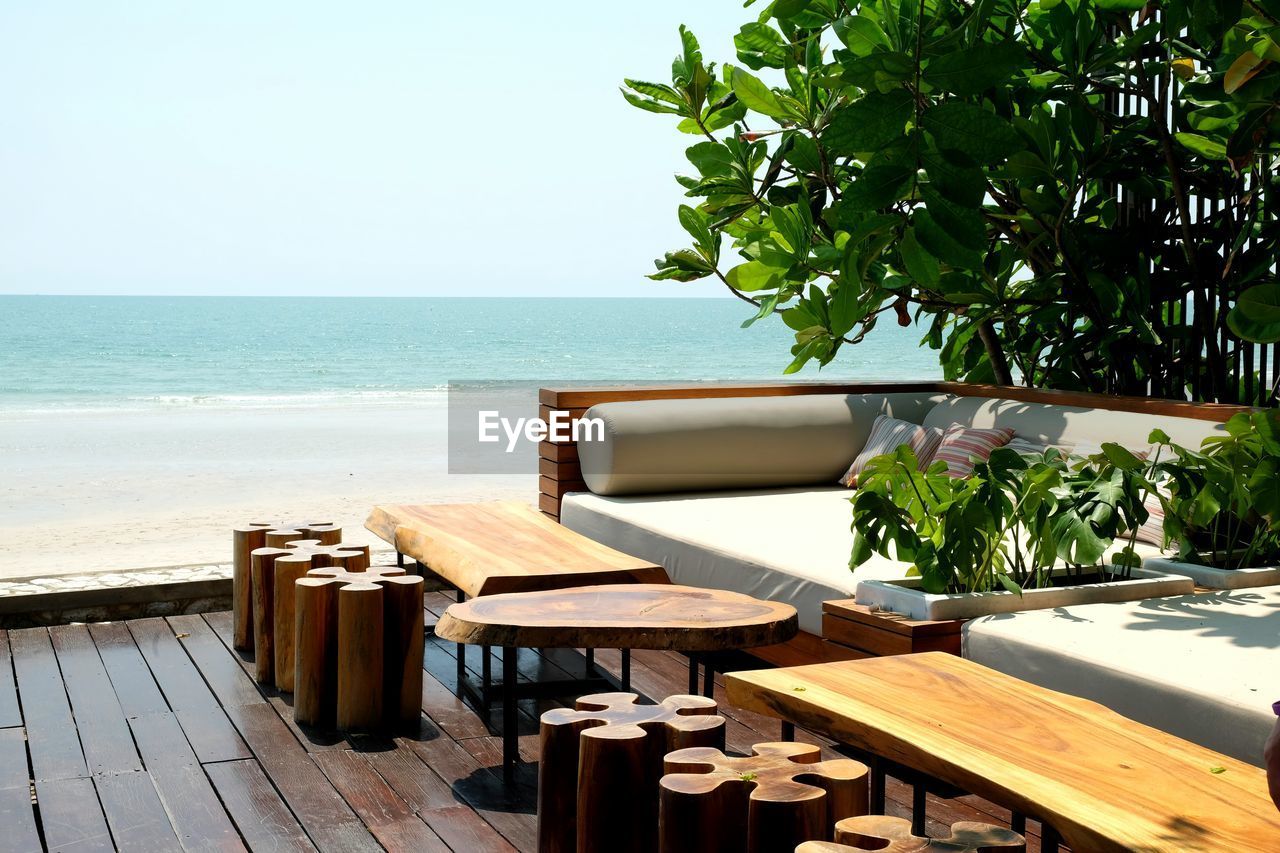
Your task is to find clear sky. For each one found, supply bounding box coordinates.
[0,2,748,296]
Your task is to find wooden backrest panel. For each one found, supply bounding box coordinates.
[538,381,1254,518]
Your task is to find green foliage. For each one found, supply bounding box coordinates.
[848,441,1151,594]
[1150,411,1280,568]
[624,1,1280,394]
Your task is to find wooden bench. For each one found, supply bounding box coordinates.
[726,652,1280,852]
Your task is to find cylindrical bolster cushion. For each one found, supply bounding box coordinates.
[578,392,944,496]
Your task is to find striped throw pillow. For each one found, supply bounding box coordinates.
[932,424,1015,478]
[840,415,944,487]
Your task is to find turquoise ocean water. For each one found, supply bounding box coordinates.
[0,296,941,413]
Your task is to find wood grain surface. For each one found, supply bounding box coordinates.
[659,741,869,853]
[232,520,340,651]
[364,501,669,597]
[725,653,1280,853]
[794,814,1025,851]
[434,584,798,652]
[538,692,724,853]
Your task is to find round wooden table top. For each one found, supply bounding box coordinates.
[433,584,799,652]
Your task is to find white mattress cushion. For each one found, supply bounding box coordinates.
[560,487,911,634]
[964,589,1280,766]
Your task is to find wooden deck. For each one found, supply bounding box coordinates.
[0,592,1053,852]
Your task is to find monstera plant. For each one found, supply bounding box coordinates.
[626,0,1280,399]
[849,442,1154,594]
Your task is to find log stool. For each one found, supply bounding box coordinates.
[250,541,370,688]
[538,692,724,853]
[795,815,1026,852]
[659,742,869,853]
[294,564,424,731]
[232,520,341,651]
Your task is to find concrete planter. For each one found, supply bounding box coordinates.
[854,567,1195,621]
[1142,555,1280,590]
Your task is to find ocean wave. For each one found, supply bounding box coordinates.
[0,387,455,416]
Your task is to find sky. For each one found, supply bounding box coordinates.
[0,2,749,297]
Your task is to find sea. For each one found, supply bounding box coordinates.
[0,296,942,414]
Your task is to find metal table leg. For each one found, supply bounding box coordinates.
[454,589,466,688]
[780,721,795,741]
[481,645,492,706]
[585,648,594,678]
[395,551,404,568]
[701,658,714,698]
[621,649,630,692]
[911,783,927,835]
[869,756,887,814]
[1042,822,1061,853]
[1010,812,1026,835]
[502,646,517,785]
[687,654,699,694]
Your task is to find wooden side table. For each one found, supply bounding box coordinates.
[294,564,424,731]
[232,520,341,651]
[435,584,797,783]
[538,692,724,853]
[249,541,369,688]
[658,742,868,853]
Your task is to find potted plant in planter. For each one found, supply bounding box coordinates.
[1141,413,1280,589]
[849,443,1193,621]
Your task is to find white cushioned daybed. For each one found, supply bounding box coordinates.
[964,589,1279,765]
[561,390,1223,634]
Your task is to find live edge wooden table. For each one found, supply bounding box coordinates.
[366,501,674,715]
[435,584,798,782]
[725,652,1280,853]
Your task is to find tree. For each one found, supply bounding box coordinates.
[624,0,1280,399]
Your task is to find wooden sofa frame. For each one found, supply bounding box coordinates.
[537,381,1252,666]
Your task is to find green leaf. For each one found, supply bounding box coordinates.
[731,67,788,120]
[833,15,891,57]
[1174,132,1227,160]
[914,209,984,270]
[922,103,1023,164]
[726,260,786,292]
[923,42,1026,96]
[829,282,862,337]
[1228,283,1280,343]
[899,228,940,287]
[921,148,987,207]
[823,91,914,154]
[685,142,735,177]
[919,184,987,252]
[735,23,789,70]
[621,89,685,115]
[842,163,914,211]
[1095,0,1146,9]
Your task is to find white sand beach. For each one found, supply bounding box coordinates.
[0,401,532,579]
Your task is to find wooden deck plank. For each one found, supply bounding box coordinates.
[166,614,266,709]
[94,770,183,852]
[49,624,144,777]
[0,729,41,853]
[35,776,115,852]
[126,617,251,763]
[9,627,88,782]
[129,711,247,852]
[205,759,316,853]
[86,621,170,717]
[359,746,518,853]
[402,733,538,851]
[202,611,350,754]
[313,749,451,852]
[0,631,21,729]
[220,702,381,852]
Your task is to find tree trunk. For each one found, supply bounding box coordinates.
[977,320,1014,386]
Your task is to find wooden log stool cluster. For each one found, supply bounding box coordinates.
[538,692,725,853]
[250,540,371,689]
[294,563,424,731]
[796,815,1026,852]
[659,742,870,853]
[231,520,341,651]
